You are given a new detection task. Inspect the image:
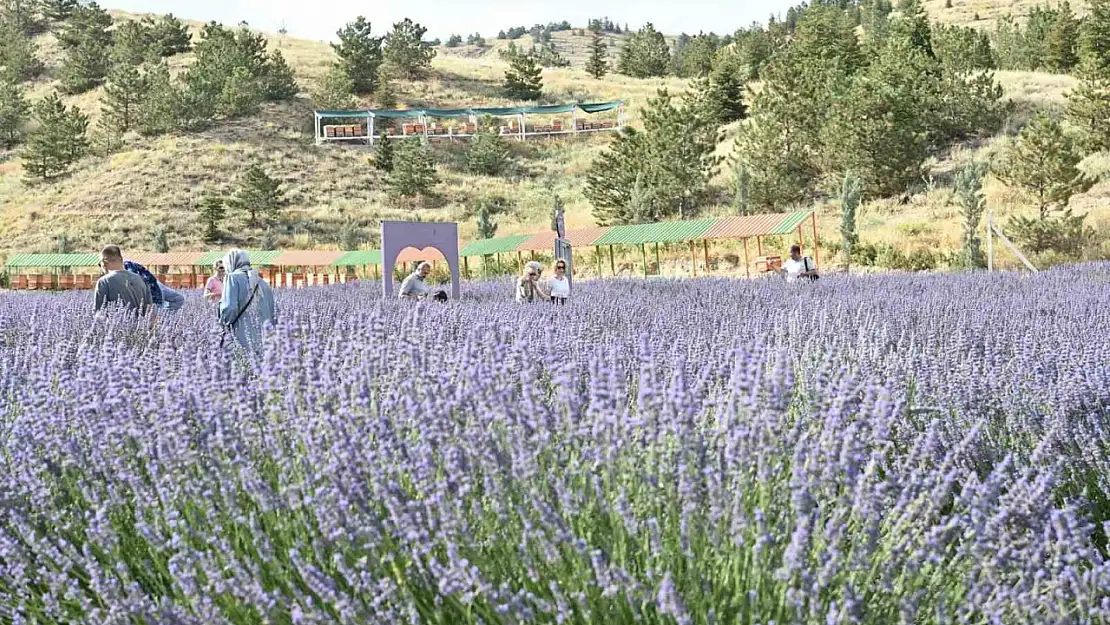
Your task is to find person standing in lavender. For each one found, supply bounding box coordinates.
[399,262,432,300]
[547,258,570,304]
[218,249,276,351]
[94,245,153,314]
[204,260,226,304]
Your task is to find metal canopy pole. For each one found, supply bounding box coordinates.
[743,238,750,278]
[702,240,710,274]
[641,244,648,276]
[609,245,616,275]
[690,241,697,277]
[519,113,526,141]
[654,242,661,276]
[811,212,820,266]
[368,114,375,145]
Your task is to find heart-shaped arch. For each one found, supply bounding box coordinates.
[381,221,461,300]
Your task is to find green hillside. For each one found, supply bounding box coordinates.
[0,3,1107,275]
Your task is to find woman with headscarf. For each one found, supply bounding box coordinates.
[218,249,276,351]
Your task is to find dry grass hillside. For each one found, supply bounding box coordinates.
[0,5,1106,274]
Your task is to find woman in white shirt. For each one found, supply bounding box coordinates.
[547,259,570,304]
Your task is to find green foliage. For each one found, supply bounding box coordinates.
[228,165,284,227]
[587,89,720,225]
[217,66,263,118]
[261,50,298,101]
[932,24,995,72]
[40,0,78,22]
[530,41,569,68]
[502,53,543,101]
[0,18,44,81]
[676,33,719,78]
[550,194,564,232]
[137,61,182,136]
[446,34,462,48]
[954,161,988,268]
[113,18,156,67]
[994,113,1092,219]
[338,220,362,250]
[891,0,934,58]
[585,30,609,79]
[1005,208,1090,256]
[1066,59,1110,153]
[467,130,510,176]
[22,93,87,182]
[153,226,169,253]
[0,78,28,146]
[1045,1,1081,73]
[58,3,113,94]
[102,63,147,132]
[389,138,438,198]
[374,133,394,172]
[728,159,750,216]
[618,22,671,78]
[692,51,748,125]
[466,33,485,47]
[311,65,357,111]
[375,65,398,108]
[822,38,933,197]
[839,172,861,271]
[198,194,226,243]
[1080,0,1110,73]
[383,18,435,78]
[332,17,383,94]
[54,230,72,253]
[475,201,497,239]
[151,14,192,57]
[2,0,41,35]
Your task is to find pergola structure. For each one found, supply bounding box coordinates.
[458,211,819,278]
[2,211,819,290]
[314,102,626,145]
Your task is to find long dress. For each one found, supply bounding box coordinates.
[218,270,276,350]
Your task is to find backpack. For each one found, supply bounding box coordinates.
[802,257,819,281]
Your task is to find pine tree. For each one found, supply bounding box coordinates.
[101,63,147,132]
[618,22,671,77]
[388,138,438,197]
[151,14,192,56]
[57,2,112,51]
[338,220,362,250]
[1080,0,1110,73]
[839,172,861,273]
[383,18,435,78]
[113,18,155,67]
[1066,59,1110,153]
[446,34,463,48]
[40,0,78,22]
[198,193,226,243]
[954,161,987,268]
[585,30,609,79]
[311,65,357,110]
[58,3,113,94]
[374,132,394,171]
[2,0,41,35]
[0,19,44,81]
[1044,1,1080,73]
[695,51,747,125]
[0,78,28,147]
[153,226,169,253]
[332,17,383,94]
[22,93,86,181]
[262,50,298,101]
[994,113,1091,220]
[467,129,510,175]
[476,201,497,239]
[503,52,543,100]
[137,60,182,135]
[586,89,719,224]
[375,64,398,108]
[216,66,262,117]
[728,158,750,215]
[228,165,284,227]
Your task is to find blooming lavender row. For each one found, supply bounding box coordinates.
[2,266,1110,625]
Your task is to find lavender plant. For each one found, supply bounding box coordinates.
[2,266,1110,624]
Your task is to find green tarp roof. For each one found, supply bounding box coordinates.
[195,251,283,266]
[4,253,101,268]
[460,234,534,257]
[316,102,624,119]
[593,219,720,246]
[334,250,383,266]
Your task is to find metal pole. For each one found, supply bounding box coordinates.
[690,241,697,277]
[641,243,648,276]
[609,245,616,275]
[654,242,661,276]
[596,247,602,276]
[369,115,375,145]
[702,239,710,274]
[757,236,763,256]
[811,212,820,266]
[990,212,999,273]
[743,238,750,278]
[519,113,526,141]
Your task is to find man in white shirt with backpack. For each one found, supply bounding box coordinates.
[782,244,819,283]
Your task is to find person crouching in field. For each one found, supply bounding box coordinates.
[517,261,547,303]
[218,249,276,351]
[782,244,819,283]
[94,245,153,315]
[548,258,570,304]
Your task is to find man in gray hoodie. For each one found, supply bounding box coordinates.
[94,245,152,314]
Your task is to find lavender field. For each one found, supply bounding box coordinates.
[3,266,1110,625]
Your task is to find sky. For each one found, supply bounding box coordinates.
[103,0,798,43]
